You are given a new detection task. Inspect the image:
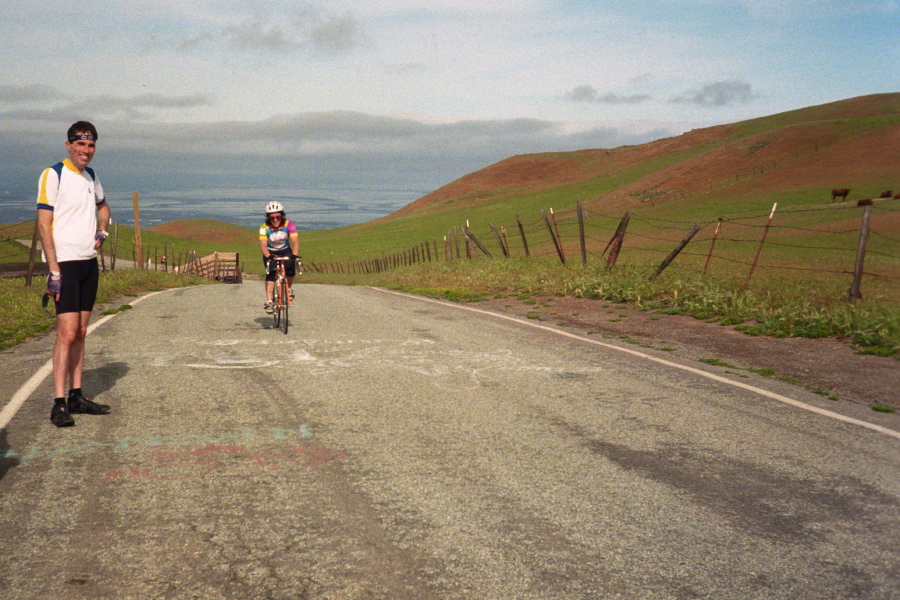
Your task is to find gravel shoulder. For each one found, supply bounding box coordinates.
[474,294,899,410]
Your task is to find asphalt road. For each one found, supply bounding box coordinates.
[1,283,898,600]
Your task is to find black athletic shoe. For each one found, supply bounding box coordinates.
[68,393,111,415]
[51,403,74,427]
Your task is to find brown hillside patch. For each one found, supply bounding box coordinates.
[383,154,599,220]
[376,93,898,224]
[735,125,900,196]
[148,219,257,244]
[756,92,900,125]
[385,124,742,221]
[586,122,899,213]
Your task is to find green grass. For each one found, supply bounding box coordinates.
[699,358,738,368]
[99,304,133,316]
[0,270,210,350]
[0,237,32,263]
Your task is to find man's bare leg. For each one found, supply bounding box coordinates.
[53,312,86,399]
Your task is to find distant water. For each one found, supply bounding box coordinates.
[0,185,427,231]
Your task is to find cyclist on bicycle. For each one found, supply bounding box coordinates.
[259,201,299,314]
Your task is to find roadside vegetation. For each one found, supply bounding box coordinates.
[0,270,209,351]
[301,258,900,358]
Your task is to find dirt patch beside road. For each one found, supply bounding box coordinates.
[476,295,899,410]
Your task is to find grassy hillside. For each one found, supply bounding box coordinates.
[299,93,899,264]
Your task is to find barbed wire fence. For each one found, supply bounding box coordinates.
[0,221,209,283]
[311,199,900,301]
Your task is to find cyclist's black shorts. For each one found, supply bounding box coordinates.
[56,258,99,314]
[263,250,296,282]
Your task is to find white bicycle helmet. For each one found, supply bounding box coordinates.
[265,201,284,214]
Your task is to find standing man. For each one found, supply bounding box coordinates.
[37,121,112,427]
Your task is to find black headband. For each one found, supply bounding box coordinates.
[68,133,96,143]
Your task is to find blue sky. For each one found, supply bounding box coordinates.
[1,0,898,227]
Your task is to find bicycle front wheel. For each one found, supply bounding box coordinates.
[279,279,289,334]
[272,282,281,330]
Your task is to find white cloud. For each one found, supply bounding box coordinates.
[0,84,61,103]
[670,81,757,107]
[0,86,216,121]
[175,6,366,54]
[563,86,653,105]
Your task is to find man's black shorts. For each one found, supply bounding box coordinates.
[263,251,296,282]
[56,258,99,314]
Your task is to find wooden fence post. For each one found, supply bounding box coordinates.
[133,191,144,269]
[464,222,493,258]
[25,216,40,287]
[649,223,702,280]
[748,203,777,282]
[489,223,509,258]
[605,212,631,268]
[550,208,566,263]
[542,209,565,264]
[849,202,873,300]
[516,214,530,258]
[577,202,586,265]
[703,218,722,275]
[111,222,119,271]
[602,212,629,257]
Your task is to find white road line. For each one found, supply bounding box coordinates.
[375,288,900,441]
[0,291,166,430]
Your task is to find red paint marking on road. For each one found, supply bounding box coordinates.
[190,443,247,457]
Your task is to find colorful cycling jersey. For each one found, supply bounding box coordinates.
[259,219,298,252]
[36,158,106,262]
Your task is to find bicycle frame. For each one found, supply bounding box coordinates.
[269,256,292,333]
[270,258,293,306]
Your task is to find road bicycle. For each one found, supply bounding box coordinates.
[269,256,293,334]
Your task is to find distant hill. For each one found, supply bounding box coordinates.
[148,219,257,244]
[378,93,899,223]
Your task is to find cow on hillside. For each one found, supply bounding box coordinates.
[879,190,893,198]
[831,188,851,202]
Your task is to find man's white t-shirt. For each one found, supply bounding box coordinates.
[37,158,106,262]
